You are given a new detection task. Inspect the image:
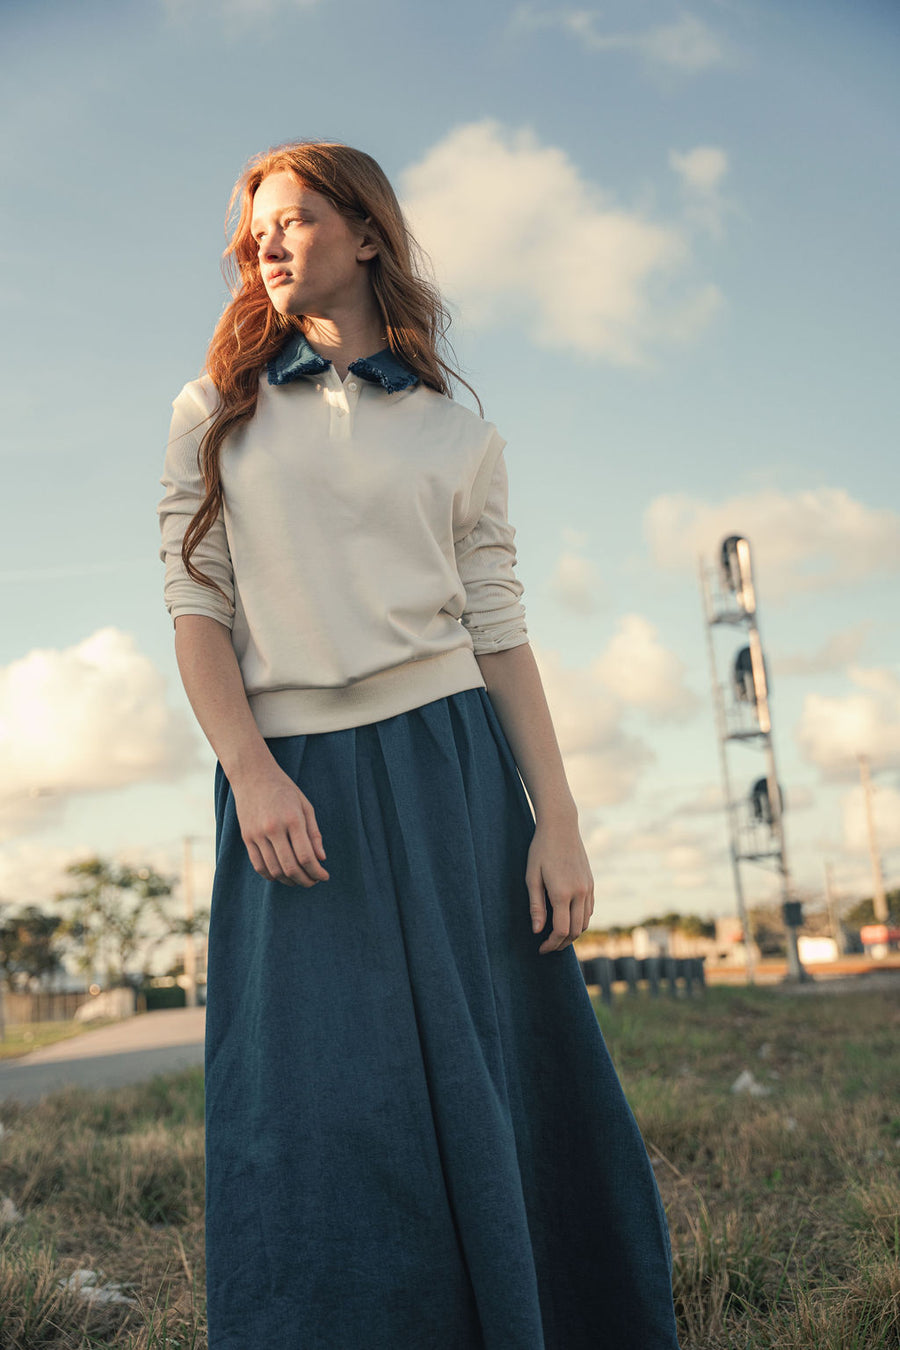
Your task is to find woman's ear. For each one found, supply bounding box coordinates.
[358,217,378,262]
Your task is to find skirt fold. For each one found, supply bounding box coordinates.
[205,687,680,1350]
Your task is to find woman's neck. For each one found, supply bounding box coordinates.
[303,311,386,382]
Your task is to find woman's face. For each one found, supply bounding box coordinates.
[251,171,377,320]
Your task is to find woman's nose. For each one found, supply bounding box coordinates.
[261,232,286,260]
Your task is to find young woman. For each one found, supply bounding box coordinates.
[159,140,680,1350]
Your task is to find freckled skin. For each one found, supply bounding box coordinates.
[252,172,378,324]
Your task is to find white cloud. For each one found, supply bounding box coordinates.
[529,618,696,807]
[774,622,872,677]
[511,8,727,72]
[668,784,725,817]
[840,783,900,854]
[621,820,722,893]
[645,487,900,599]
[0,629,199,838]
[795,666,900,777]
[670,146,729,192]
[532,645,654,807]
[669,145,730,237]
[545,533,605,614]
[594,614,699,722]
[0,842,89,907]
[401,120,722,365]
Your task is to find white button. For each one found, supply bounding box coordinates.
[347,381,358,392]
[336,407,346,417]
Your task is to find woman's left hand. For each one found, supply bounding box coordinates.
[525,817,595,955]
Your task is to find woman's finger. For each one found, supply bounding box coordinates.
[266,829,313,887]
[288,810,330,885]
[245,838,275,883]
[538,895,574,954]
[568,894,587,943]
[300,799,328,863]
[256,835,293,885]
[526,871,548,935]
[277,815,330,891]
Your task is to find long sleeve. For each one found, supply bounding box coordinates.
[454,449,529,655]
[158,381,235,628]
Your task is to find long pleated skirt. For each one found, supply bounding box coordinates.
[205,686,681,1350]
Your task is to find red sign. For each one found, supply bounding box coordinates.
[860,924,900,944]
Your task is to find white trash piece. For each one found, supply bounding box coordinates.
[58,1269,138,1307]
[0,1196,23,1226]
[730,1068,772,1098]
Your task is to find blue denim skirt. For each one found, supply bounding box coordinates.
[205,686,680,1349]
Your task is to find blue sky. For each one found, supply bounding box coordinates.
[1,0,898,934]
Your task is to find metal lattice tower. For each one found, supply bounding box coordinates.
[699,536,809,984]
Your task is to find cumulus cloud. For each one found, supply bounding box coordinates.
[594,614,699,721]
[546,552,604,614]
[545,530,605,614]
[401,120,722,365]
[795,666,900,777]
[532,645,654,807]
[668,784,725,817]
[0,629,199,837]
[645,487,900,599]
[669,145,730,237]
[774,622,872,677]
[670,146,729,192]
[511,8,727,72]
[621,821,722,893]
[529,618,696,807]
[840,783,900,854]
[0,842,90,907]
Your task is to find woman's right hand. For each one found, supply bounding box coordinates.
[230,763,330,888]
[171,615,330,888]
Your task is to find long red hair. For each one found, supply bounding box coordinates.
[182,139,481,591]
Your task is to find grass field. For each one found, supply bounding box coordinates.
[0,983,898,1348]
[0,1021,122,1062]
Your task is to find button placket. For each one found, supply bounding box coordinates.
[341,375,361,435]
[322,368,352,440]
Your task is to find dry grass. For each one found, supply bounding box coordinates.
[0,984,897,1347]
[0,1073,205,1348]
[598,983,900,1349]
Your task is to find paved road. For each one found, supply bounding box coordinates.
[0,1008,206,1105]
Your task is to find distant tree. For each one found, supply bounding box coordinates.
[677,914,716,940]
[843,890,900,930]
[0,906,64,991]
[747,902,787,957]
[637,912,716,938]
[57,858,175,987]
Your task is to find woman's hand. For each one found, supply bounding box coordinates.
[525,817,595,955]
[231,762,330,888]
[172,616,329,889]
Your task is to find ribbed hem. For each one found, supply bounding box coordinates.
[247,646,487,736]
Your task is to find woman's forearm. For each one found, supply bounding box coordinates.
[475,642,578,825]
[173,614,329,886]
[173,614,274,784]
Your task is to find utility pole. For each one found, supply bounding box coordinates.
[183,836,198,1008]
[858,755,888,923]
[823,861,846,956]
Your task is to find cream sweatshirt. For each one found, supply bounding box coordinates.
[158,337,529,736]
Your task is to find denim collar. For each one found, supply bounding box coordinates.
[267,330,419,394]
